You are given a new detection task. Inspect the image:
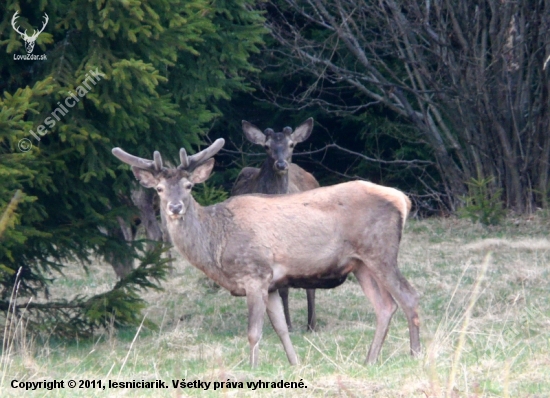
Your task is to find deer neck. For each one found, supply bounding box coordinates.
[165,199,227,283]
[257,158,290,194]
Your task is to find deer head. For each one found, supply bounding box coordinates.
[111,139,224,219]
[11,11,49,54]
[242,118,313,174]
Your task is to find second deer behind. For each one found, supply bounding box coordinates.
[232,118,320,331]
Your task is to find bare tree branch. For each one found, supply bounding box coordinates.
[258,0,550,212]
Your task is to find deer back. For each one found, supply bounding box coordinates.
[220,181,410,289]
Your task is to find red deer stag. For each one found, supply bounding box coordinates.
[112,140,420,367]
[232,118,320,332]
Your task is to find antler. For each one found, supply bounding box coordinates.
[11,12,48,40]
[32,13,49,39]
[11,12,27,38]
[111,148,165,172]
[112,138,225,173]
[177,138,225,171]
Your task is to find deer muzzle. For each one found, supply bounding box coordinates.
[274,160,289,173]
[167,201,185,218]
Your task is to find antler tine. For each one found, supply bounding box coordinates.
[282,126,293,136]
[179,148,189,168]
[112,147,156,171]
[264,128,274,137]
[153,151,163,171]
[178,138,225,171]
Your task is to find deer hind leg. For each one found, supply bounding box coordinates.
[246,288,268,368]
[376,265,421,358]
[306,289,316,331]
[278,288,293,332]
[354,265,398,364]
[266,291,298,365]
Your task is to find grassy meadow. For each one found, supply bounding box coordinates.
[1,215,549,397]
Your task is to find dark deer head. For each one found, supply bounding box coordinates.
[241,118,313,174]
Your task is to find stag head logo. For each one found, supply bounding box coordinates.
[11,11,49,54]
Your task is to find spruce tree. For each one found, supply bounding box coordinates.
[0,0,264,335]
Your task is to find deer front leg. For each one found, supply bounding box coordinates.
[246,289,267,368]
[266,291,298,365]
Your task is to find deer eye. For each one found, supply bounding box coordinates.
[156,186,163,193]
[289,142,295,148]
[184,182,193,190]
[264,145,270,150]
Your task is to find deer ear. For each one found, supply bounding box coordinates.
[242,120,266,146]
[132,167,158,188]
[190,158,215,184]
[290,117,314,143]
